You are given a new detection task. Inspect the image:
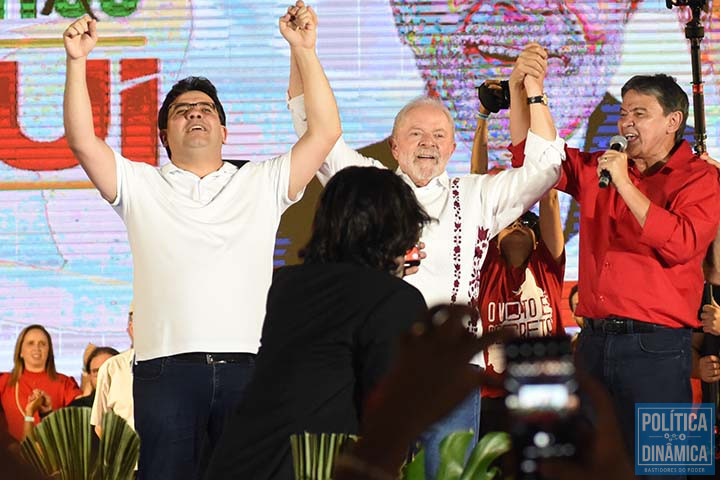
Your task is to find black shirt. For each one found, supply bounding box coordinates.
[205,262,427,479]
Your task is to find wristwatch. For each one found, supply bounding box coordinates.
[527,93,548,105]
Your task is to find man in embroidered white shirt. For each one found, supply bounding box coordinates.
[286,42,564,477]
[62,4,340,479]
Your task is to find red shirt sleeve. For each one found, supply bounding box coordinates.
[508,140,596,200]
[639,165,720,266]
[61,375,82,407]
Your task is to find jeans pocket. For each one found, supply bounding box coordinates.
[133,357,165,381]
[637,331,687,356]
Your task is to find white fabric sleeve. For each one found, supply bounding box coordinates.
[287,94,308,138]
[287,94,385,186]
[480,130,565,238]
[258,150,304,213]
[109,150,136,219]
[90,361,111,426]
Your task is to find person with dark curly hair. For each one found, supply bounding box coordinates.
[205,166,431,480]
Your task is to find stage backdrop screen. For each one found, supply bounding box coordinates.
[1,0,717,376]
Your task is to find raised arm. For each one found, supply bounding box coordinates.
[280,2,341,200]
[539,189,564,262]
[509,43,547,146]
[288,27,303,100]
[478,44,563,237]
[63,16,116,202]
[470,93,491,175]
[523,50,555,141]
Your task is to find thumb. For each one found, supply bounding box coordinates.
[308,6,318,27]
[88,19,98,39]
[278,15,290,31]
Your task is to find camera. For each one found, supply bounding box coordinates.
[476,80,510,113]
[504,336,580,479]
[666,0,707,9]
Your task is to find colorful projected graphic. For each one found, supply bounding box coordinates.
[0,0,716,375]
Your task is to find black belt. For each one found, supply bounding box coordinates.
[171,352,255,364]
[584,317,673,335]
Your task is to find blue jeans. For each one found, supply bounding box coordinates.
[576,325,692,480]
[133,354,255,480]
[417,389,480,479]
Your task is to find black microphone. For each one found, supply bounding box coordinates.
[599,135,628,189]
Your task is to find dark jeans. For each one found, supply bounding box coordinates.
[133,354,255,480]
[576,324,692,480]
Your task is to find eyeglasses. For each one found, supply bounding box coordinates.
[168,101,217,117]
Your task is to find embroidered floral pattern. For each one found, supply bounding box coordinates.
[450,177,490,335]
[450,177,462,305]
[468,226,490,334]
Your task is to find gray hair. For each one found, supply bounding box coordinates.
[392,96,455,139]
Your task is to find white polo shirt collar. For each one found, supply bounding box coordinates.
[159,161,238,204]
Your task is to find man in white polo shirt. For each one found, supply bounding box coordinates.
[62,4,340,479]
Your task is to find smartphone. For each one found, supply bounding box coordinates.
[404,245,421,268]
[504,336,580,479]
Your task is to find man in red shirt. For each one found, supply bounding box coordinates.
[509,66,720,479]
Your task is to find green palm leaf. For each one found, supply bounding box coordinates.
[460,431,511,480]
[290,432,358,480]
[435,430,475,480]
[20,407,139,480]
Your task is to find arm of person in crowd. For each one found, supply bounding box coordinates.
[335,306,511,480]
[470,86,492,175]
[700,297,720,336]
[63,15,117,202]
[702,154,720,284]
[703,226,720,285]
[470,109,489,174]
[539,189,564,262]
[280,2,341,200]
[698,354,720,383]
[22,391,46,441]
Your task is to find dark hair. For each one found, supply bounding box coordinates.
[621,74,688,143]
[85,346,120,374]
[568,284,579,312]
[300,166,431,272]
[10,325,56,386]
[519,210,541,241]
[157,76,227,158]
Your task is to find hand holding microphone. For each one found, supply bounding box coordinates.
[598,135,628,188]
